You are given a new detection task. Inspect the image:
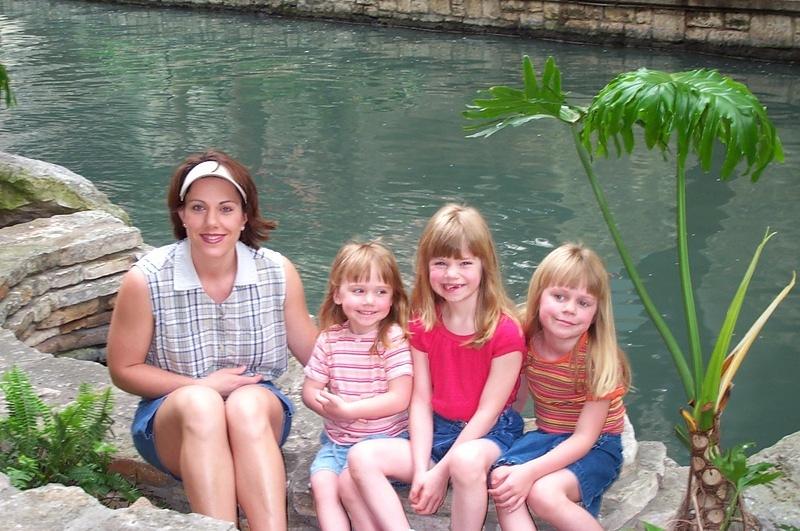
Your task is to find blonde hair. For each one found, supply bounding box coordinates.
[319,241,409,353]
[524,242,631,397]
[411,204,517,347]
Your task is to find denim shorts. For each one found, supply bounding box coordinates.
[131,381,294,479]
[430,407,523,463]
[309,430,409,476]
[493,430,623,516]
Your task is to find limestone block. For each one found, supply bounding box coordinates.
[599,20,625,36]
[500,0,526,14]
[725,12,751,31]
[0,151,130,228]
[520,12,545,29]
[561,3,601,20]
[36,295,113,329]
[429,0,450,16]
[34,324,110,353]
[0,211,142,294]
[564,17,599,33]
[378,0,397,11]
[687,11,723,29]
[482,0,500,18]
[750,14,794,47]
[463,0,482,19]
[745,431,800,529]
[652,10,685,42]
[409,0,427,13]
[525,0,543,14]
[604,6,635,23]
[625,23,653,40]
[686,26,710,43]
[543,1,560,20]
[635,9,652,25]
[600,441,666,530]
[707,29,750,47]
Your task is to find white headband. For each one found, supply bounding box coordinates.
[179,160,247,204]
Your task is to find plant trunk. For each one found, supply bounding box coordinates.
[673,422,758,530]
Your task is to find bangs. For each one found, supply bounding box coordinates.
[337,245,396,287]
[540,257,606,297]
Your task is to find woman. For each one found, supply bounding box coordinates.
[107,149,318,530]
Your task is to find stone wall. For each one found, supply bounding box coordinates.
[100,0,800,61]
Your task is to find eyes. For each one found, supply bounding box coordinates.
[188,202,239,214]
[350,287,391,296]
[550,291,596,308]
[430,258,476,268]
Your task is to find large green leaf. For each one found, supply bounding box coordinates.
[463,56,583,138]
[581,68,783,181]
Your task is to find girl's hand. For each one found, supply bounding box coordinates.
[488,464,535,513]
[201,366,262,397]
[317,389,355,422]
[409,465,448,515]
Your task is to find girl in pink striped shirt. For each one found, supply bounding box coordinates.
[489,242,631,530]
[302,241,412,531]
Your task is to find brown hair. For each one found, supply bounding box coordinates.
[411,203,517,347]
[318,240,409,353]
[167,149,277,248]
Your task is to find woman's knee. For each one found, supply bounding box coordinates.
[225,385,283,437]
[167,385,226,435]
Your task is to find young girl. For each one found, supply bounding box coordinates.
[488,242,631,530]
[347,203,525,531]
[302,241,413,531]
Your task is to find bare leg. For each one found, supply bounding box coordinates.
[347,438,414,531]
[448,439,502,531]
[310,470,351,531]
[338,468,379,531]
[154,385,237,523]
[527,470,601,531]
[226,384,288,531]
[495,499,538,531]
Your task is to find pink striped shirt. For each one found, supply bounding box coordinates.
[304,322,412,444]
[526,334,626,435]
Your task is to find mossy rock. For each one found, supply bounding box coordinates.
[0,151,129,228]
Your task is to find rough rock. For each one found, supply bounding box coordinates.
[0,151,129,227]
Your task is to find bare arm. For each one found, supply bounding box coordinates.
[107,269,194,398]
[282,257,318,366]
[434,350,523,470]
[408,346,434,475]
[107,269,262,398]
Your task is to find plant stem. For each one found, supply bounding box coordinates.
[571,125,694,399]
[676,158,703,402]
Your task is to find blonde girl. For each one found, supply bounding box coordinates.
[489,242,631,530]
[347,204,525,531]
[302,241,412,531]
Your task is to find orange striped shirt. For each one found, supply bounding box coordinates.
[526,334,626,435]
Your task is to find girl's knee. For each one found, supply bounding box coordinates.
[527,481,566,517]
[448,444,493,485]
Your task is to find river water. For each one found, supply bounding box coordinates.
[1,0,798,461]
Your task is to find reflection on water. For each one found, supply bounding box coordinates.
[1,0,798,461]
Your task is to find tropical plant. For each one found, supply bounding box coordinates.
[709,442,782,529]
[464,56,794,529]
[0,63,15,108]
[0,366,139,504]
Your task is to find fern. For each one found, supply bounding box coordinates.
[0,366,139,503]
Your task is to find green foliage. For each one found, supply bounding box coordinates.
[581,68,784,181]
[0,366,139,502]
[709,442,782,529]
[0,63,15,108]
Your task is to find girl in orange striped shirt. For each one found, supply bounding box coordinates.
[489,243,631,530]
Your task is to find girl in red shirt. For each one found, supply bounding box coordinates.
[345,203,525,531]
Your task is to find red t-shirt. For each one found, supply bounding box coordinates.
[409,314,525,422]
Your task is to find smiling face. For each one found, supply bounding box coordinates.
[334,266,394,335]
[177,176,247,260]
[537,284,597,347]
[427,247,483,306]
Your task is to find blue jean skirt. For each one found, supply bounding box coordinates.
[494,430,622,516]
[131,381,294,478]
[430,407,524,463]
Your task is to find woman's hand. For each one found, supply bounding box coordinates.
[488,464,536,512]
[409,464,448,515]
[201,366,262,397]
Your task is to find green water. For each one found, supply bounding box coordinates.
[1,0,798,462]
